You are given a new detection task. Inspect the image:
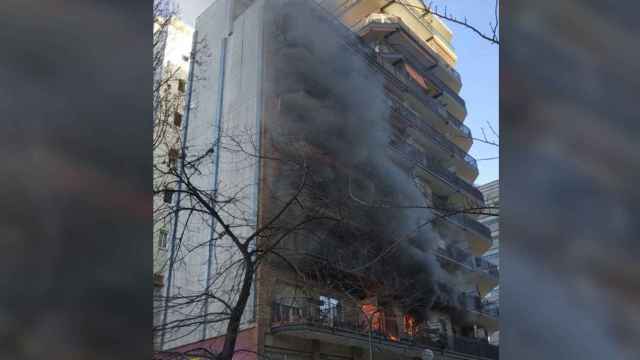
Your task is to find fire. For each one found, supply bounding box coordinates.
[388,334,399,341]
[404,314,417,336]
[361,304,382,331]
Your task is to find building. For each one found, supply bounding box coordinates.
[477,180,499,345]
[152,15,194,348]
[157,1,498,359]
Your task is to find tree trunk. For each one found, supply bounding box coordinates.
[218,262,254,360]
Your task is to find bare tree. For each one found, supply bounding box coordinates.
[152,1,499,359]
[153,123,349,359]
[413,0,500,45]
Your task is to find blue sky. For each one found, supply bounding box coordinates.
[175,0,499,185]
[428,0,499,185]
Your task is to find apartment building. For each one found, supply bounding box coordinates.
[478,180,499,345]
[157,1,498,359]
[152,15,194,348]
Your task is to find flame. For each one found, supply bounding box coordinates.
[404,314,417,336]
[361,304,382,331]
[388,334,399,341]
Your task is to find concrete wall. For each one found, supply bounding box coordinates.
[161,0,264,349]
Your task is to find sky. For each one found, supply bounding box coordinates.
[174,0,499,185]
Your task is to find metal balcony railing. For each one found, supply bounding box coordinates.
[289,1,471,139]
[443,212,493,241]
[433,282,499,320]
[394,0,456,53]
[391,102,476,170]
[388,139,483,204]
[276,91,482,205]
[435,246,475,269]
[271,299,497,359]
[435,246,499,280]
[453,335,499,359]
[393,66,470,137]
[458,293,499,319]
[474,257,499,279]
[394,43,465,110]
[481,302,500,318]
[353,13,465,108]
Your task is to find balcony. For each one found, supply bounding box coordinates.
[388,139,484,205]
[391,102,476,174]
[430,281,498,322]
[457,292,499,320]
[453,335,500,360]
[389,62,470,139]
[271,299,498,359]
[392,0,457,64]
[354,12,464,99]
[475,257,499,279]
[286,3,471,143]
[435,245,499,282]
[444,213,492,243]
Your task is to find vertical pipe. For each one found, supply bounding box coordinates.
[202,35,229,341]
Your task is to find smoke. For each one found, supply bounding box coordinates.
[503,0,640,358]
[261,0,462,313]
[0,0,151,359]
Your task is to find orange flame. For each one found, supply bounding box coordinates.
[404,314,417,336]
[361,304,382,331]
[388,334,399,341]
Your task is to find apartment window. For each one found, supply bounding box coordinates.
[158,228,168,250]
[173,112,182,127]
[177,79,186,92]
[319,296,341,326]
[168,148,179,169]
[163,189,175,203]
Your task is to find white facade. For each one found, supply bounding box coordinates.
[158,0,264,349]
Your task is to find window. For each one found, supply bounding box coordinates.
[168,148,179,169]
[319,295,341,326]
[173,112,182,127]
[177,79,186,92]
[158,228,168,250]
[163,189,174,203]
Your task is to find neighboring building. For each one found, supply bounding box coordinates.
[478,180,499,345]
[158,1,498,359]
[152,15,194,349]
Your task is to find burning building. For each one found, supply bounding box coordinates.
[156,0,498,359]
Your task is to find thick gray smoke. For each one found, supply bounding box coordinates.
[503,0,640,358]
[261,0,458,312]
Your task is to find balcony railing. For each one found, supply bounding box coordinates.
[481,302,500,318]
[271,299,498,359]
[386,60,469,138]
[291,1,471,139]
[436,246,475,269]
[388,139,484,204]
[435,246,499,280]
[474,257,499,279]
[444,213,493,242]
[395,0,456,53]
[354,13,464,107]
[391,103,476,170]
[453,335,499,359]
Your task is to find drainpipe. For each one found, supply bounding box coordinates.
[202,35,229,341]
